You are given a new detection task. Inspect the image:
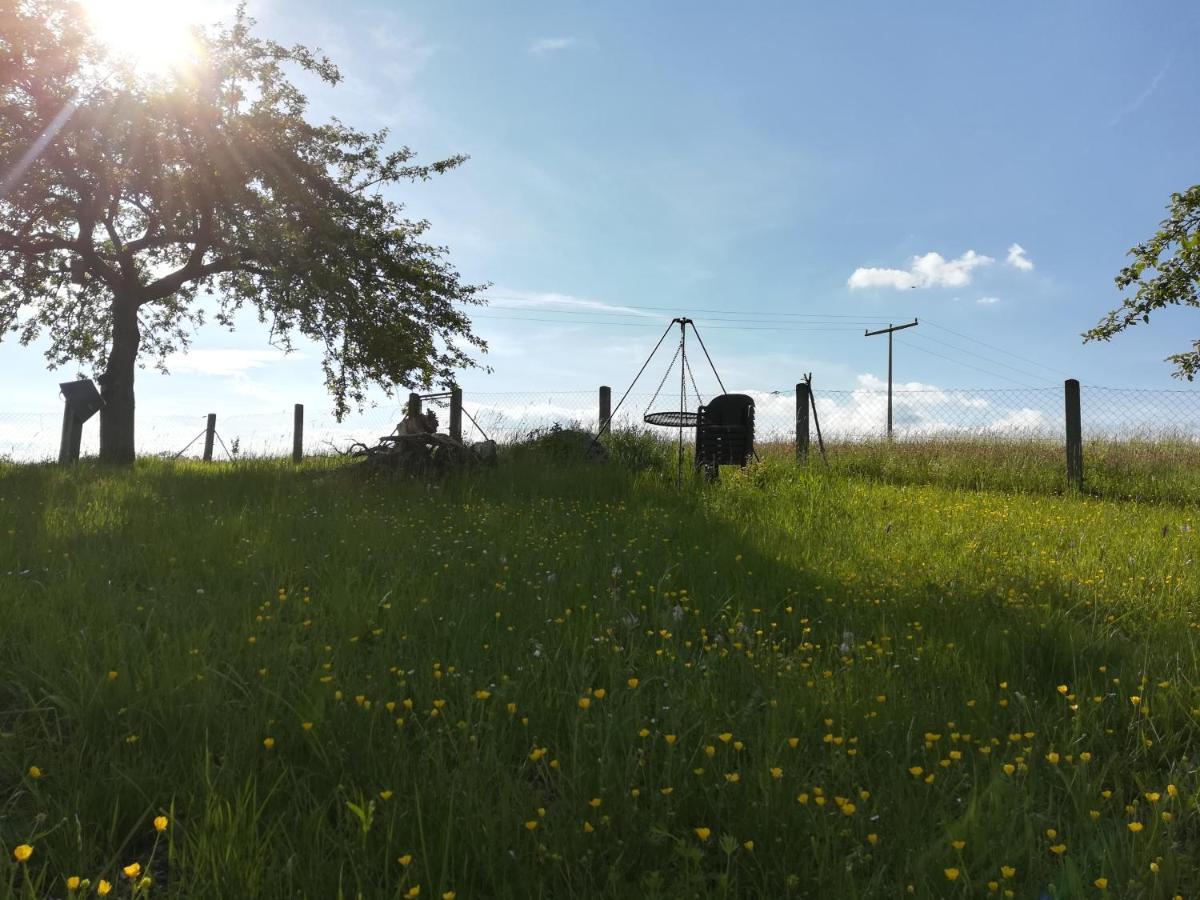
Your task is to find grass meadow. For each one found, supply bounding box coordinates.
[2,437,1200,898]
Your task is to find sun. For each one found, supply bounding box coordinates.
[78,0,226,77]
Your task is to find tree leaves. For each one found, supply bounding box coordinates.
[1084,185,1200,379]
[1,0,486,417]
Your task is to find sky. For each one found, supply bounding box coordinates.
[3,0,1200,429]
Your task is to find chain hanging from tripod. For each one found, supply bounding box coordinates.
[643,341,703,426]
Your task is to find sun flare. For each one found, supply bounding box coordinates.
[78,0,225,76]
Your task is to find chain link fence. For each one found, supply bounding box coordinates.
[5,383,1200,463]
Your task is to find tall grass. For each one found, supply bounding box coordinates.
[760,434,1200,504]
[1,446,1198,897]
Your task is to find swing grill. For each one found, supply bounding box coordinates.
[643,334,704,428]
[643,411,699,427]
[597,316,756,482]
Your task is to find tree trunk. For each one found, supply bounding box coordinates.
[98,298,140,464]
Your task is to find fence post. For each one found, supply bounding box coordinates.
[408,391,421,420]
[449,388,463,442]
[202,414,217,461]
[599,385,611,436]
[1064,379,1083,491]
[796,382,810,463]
[292,403,304,463]
[58,406,82,465]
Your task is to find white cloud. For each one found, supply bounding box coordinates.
[977,296,1000,305]
[484,288,658,319]
[164,348,300,377]
[1005,243,1034,271]
[848,250,994,291]
[1109,60,1170,127]
[530,37,576,54]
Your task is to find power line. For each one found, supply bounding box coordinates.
[482,296,904,320]
[906,330,1055,385]
[923,318,1073,378]
[469,313,879,332]
[482,304,890,326]
[895,337,1036,388]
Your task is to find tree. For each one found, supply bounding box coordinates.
[0,0,486,462]
[1084,185,1200,379]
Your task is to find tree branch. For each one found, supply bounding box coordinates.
[139,255,244,303]
[0,232,74,255]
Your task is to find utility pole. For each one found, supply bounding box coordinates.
[864,319,918,438]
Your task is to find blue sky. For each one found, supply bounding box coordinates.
[4,0,1200,421]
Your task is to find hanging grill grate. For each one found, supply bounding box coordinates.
[643,411,699,427]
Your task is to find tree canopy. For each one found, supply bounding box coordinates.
[1084,185,1200,379]
[0,0,486,461]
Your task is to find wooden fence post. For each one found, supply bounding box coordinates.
[599,385,611,436]
[408,392,421,420]
[292,403,304,463]
[1065,379,1083,491]
[449,388,463,442]
[58,405,82,465]
[796,382,810,463]
[203,413,216,462]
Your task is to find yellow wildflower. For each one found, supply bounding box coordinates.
[98,881,112,896]
[154,815,168,832]
[12,844,33,862]
[123,862,141,879]
[694,827,711,841]
[944,868,960,881]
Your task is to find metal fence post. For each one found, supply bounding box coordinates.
[796,382,810,463]
[1065,379,1083,491]
[292,403,304,463]
[203,413,217,462]
[449,388,463,442]
[599,385,611,436]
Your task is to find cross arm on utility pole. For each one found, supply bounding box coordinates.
[864,319,918,438]
[863,319,919,339]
